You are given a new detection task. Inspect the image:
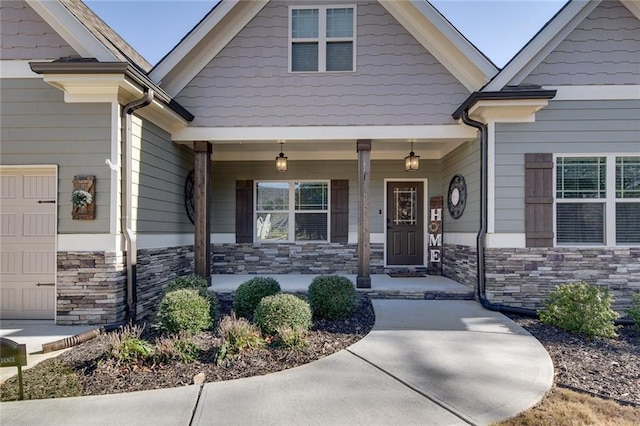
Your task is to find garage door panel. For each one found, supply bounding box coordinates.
[0,167,56,320]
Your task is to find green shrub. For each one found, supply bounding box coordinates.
[156,288,212,334]
[164,274,218,319]
[154,333,201,364]
[216,313,265,364]
[254,293,312,336]
[274,327,308,349]
[627,293,640,330]
[233,276,281,318]
[538,282,619,338]
[308,275,357,320]
[106,325,153,364]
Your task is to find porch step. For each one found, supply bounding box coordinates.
[358,289,475,301]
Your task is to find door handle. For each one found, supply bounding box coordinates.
[38,200,56,204]
[36,283,55,287]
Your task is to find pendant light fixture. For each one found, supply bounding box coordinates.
[405,141,420,171]
[275,142,288,172]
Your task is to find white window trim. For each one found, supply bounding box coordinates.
[254,180,331,243]
[288,5,357,73]
[553,153,640,247]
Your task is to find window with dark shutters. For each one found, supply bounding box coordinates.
[236,180,254,243]
[330,179,349,243]
[524,153,554,247]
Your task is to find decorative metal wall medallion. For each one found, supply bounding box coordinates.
[447,174,467,219]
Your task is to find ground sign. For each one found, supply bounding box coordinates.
[1,337,27,399]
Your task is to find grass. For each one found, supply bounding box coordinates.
[495,387,640,426]
[0,358,81,401]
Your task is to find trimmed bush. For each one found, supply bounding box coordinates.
[538,282,619,338]
[164,274,218,319]
[233,276,281,318]
[156,288,212,334]
[308,275,357,320]
[627,293,640,330]
[254,293,312,336]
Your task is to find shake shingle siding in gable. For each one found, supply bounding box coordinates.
[0,0,77,60]
[494,100,640,234]
[176,1,469,127]
[522,1,640,86]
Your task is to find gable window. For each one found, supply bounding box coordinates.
[290,6,356,72]
[256,181,329,242]
[555,155,640,245]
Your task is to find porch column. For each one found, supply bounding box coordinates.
[356,139,371,288]
[194,141,212,282]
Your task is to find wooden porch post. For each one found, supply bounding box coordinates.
[356,139,371,288]
[193,141,212,283]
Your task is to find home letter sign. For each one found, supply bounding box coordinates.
[428,196,443,275]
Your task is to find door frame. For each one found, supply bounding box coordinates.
[383,178,428,268]
[0,165,58,320]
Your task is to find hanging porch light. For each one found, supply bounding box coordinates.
[275,142,288,172]
[405,141,420,171]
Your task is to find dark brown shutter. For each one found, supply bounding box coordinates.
[525,153,554,247]
[236,180,253,243]
[331,179,349,243]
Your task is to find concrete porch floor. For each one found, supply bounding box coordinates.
[209,273,474,297]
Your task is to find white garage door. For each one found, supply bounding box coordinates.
[0,167,56,319]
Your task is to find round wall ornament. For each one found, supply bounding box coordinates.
[447,174,467,220]
[184,170,195,225]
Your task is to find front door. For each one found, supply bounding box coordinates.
[386,181,424,265]
[0,167,56,319]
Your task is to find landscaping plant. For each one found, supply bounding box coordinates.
[254,293,312,336]
[106,325,153,365]
[216,313,265,364]
[627,293,640,330]
[163,274,218,318]
[156,288,213,334]
[538,282,619,338]
[274,326,309,349]
[153,332,201,364]
[233,276,281,318]
[308,275,357,320]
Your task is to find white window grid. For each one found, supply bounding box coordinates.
[254,180,331,243]
[553,154,640,247]
[288,5,357,73]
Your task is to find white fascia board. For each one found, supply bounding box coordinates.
[58,234,123,252]
[468,99,549,123]
[0,60,41,78]
[379,0,496,92]
[548,85,640,101]
[26,0,116,62]
[621,0,640,20]
[173,124,477,142]
[484,0,600,92]
[152,1,268,97]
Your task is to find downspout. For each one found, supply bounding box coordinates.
[121,89,154,323]
[460,110,539,318]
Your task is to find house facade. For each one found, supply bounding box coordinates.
[0,0,637,325]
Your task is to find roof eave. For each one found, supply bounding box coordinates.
[452,88,558,120]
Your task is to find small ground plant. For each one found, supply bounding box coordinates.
[106,325,153,365]
[538,282,619,338]
[274,326,308,349]
[233,276,281,318]
[627,293,640,330]
[216,313,265,364]
[153,333,201,364]
[254,293,312,336]
[156,288,212,334]
[308,275,357,320]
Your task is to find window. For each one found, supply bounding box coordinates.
[290,6,355,72]
[256,181,329,242]
[555,155,640,245]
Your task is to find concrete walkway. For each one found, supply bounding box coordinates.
[1,300,553,426]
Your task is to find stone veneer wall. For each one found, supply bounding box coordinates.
[57,245,194,325]
[485,247,640,314]
[136,245,194,321]
[442,243,477,290]
[57,252,126,325]
[212,243,385,274]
